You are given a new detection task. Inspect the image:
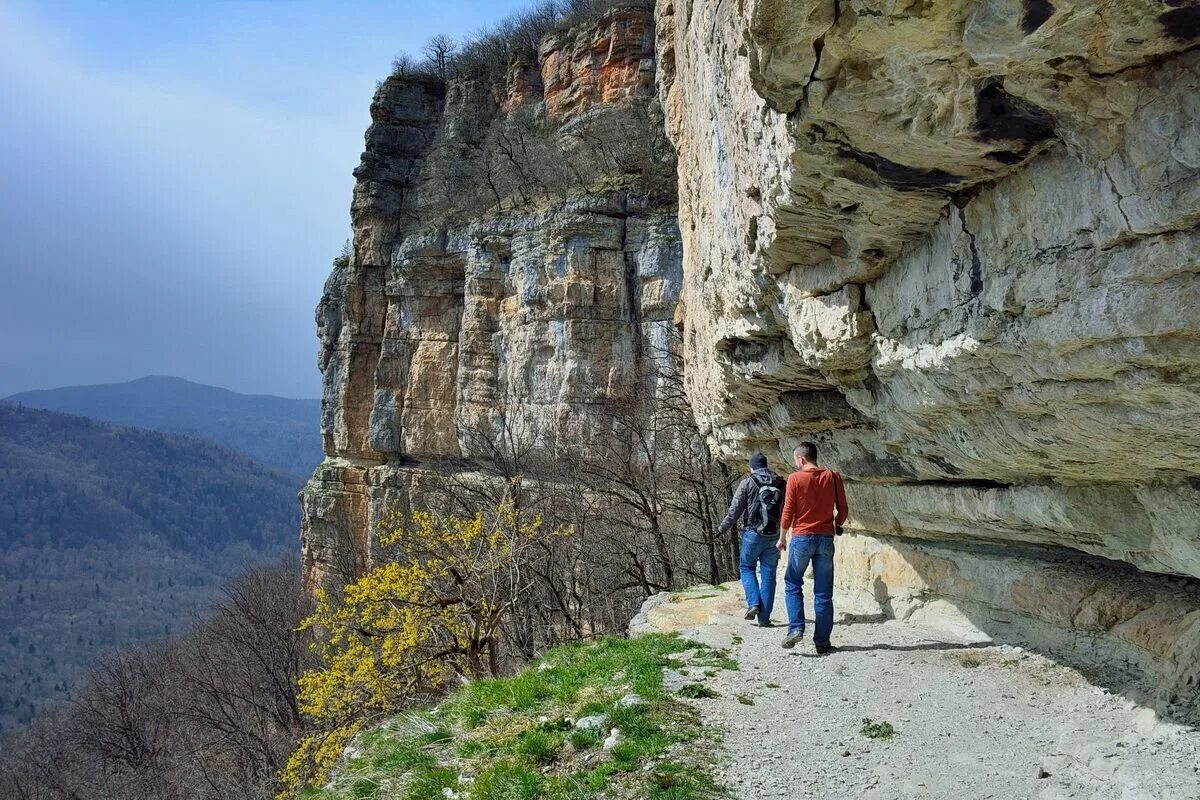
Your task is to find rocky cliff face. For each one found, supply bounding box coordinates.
[302,6,681,591]
[657,0,1200,718]
[306,0,1200,720]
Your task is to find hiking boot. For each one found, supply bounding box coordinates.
[744,605,760,621]
[781,630,804,649]
[814,643,836,655]
[758,620,774,628]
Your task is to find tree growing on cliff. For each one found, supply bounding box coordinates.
[391,0,654,86]
[573,326,735,591]
[281,501,558,795]
[421,34,457,81]
[331,239,352,268]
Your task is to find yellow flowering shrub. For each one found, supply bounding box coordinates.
[280,502,553,796]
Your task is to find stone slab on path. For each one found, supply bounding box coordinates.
[634,581,1200,799]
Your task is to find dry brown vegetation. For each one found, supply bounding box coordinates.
[0,558,314,800]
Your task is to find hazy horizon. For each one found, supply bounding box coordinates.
[0,0,527,398]
[4,372,321,401]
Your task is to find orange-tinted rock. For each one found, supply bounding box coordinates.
[541,8,656,121]
[500,54,543,113]
[302,8,679,595]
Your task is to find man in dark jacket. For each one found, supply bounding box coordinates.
[719,452,786,626]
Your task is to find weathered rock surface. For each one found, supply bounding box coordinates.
[655,0,1200,715]
[835,533,1200,721]
[302,7,680,591]
[306,0,1200,719]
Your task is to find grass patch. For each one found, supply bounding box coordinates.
[860,718,896,740]
[959,654,982,668]
[649,761,721,800]
[736,695,754,706]
[473,761,544,800]
[689,647,738,672]
[676,683,719,699]
[311,634,724,800]
[403,767,457,800]
[515,729,562,764]
[765,682,780,689]
[567,726,601,751]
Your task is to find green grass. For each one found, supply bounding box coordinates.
[860,718,896,740]
[688,647,738,671]
[403,767,458,800]
[765,682,780,689]
[515,729,563,764]
[648,762,721,800]
[736,695,754,706]
[309,634,727,800]
[473,761,545,800]
[676,683,719,699]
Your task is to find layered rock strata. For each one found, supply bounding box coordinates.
[307,0,1200,719]
[302,7,681,591]
[657,0,1200,716]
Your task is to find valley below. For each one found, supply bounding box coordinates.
[0,389,309,729]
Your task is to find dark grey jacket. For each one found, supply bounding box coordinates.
[719,468,785,536]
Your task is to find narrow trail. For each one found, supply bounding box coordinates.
[635,582,1200,799]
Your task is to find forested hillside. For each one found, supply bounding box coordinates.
[6,375,321,477]
[0,403,300,729]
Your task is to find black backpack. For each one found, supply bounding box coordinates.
[747,474,782,533]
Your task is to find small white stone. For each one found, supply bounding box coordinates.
[575,714,606,730]
[616,693,646,708]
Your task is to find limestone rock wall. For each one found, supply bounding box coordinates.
[657,0,1200,713]
[305,0,1200,715]
[302,6,681,591]
[834,533,1200,722]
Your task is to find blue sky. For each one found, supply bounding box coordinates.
[0,0,527,398]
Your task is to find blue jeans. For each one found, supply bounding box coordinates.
[739,529,780,624]
[784,535,835,645]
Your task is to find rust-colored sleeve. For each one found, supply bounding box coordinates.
[779,473,799,533]
[834,471,848,526]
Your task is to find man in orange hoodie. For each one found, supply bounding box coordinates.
[776,441,848,654]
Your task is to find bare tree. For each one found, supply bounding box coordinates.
[0,558,312,800]
[390,52,417,78]
[422,34,457,81]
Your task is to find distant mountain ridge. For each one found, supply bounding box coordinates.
[6,375,321,477]
[0,402,301,729]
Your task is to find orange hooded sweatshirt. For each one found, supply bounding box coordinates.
[779,466,847,536]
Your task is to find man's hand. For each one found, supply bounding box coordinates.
[776,535,787,552]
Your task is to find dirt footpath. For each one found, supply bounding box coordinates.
[633,583,1200,799]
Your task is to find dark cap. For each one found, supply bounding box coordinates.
[749,452,768,470]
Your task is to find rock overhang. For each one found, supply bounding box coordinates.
[656,0,1200,580]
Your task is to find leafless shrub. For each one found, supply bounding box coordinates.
[0,557,312,800]
[391,0,654,86]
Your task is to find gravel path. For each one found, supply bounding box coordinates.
[660,582,1200,799]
